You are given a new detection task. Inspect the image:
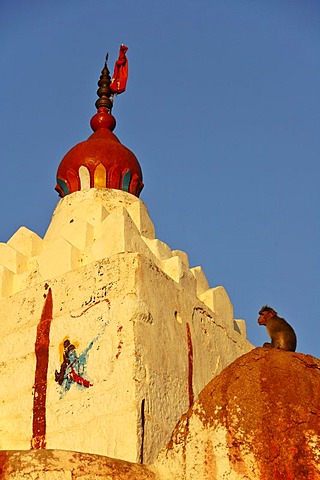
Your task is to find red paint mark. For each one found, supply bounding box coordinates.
[70,298,110,318]
[69,367,93,387]
[115,340,124,359]
[186,323,194,407]
[31,288,53,449]
[115,325,124,359]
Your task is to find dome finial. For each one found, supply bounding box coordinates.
[56,45,144,199]
[90,45,129,133]
[95,53,113,112]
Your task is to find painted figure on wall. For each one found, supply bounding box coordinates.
[55,338,93,394]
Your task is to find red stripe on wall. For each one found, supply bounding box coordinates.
[31,288,53,449]
[186,323,194,407]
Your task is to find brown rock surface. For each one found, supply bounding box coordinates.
[0,449,157,480]
[158,348,320,480]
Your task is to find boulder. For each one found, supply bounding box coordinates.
[156,348,320,479]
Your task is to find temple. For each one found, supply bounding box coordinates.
[0,47,318,479]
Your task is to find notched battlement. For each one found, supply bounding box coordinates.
[0,189,249,339]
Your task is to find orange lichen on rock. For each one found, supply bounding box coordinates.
[158,348,320,480]
[0,449,157,479]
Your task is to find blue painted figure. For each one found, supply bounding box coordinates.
[55,339,93,393]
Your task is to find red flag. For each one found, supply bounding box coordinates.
[110,44,128,94]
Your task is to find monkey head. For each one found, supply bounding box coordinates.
[258,305,277,325]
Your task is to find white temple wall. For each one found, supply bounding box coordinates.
[0,189,253,464]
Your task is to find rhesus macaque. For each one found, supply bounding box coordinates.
[258,305,297,352]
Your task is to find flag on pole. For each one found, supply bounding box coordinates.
[110,44,128,94]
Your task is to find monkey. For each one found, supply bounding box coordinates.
[258,305,297,352]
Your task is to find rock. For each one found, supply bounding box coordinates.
[0,449,157,480]
[156,348,320,480]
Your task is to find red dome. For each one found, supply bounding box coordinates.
[56,107,143,198]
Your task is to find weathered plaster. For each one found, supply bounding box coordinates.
[0,188,253,465]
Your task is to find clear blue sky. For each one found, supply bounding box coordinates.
[1,0,319,358]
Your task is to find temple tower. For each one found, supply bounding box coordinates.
[0,47,253,465]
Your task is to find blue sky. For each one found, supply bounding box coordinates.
[1,0,319,358]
